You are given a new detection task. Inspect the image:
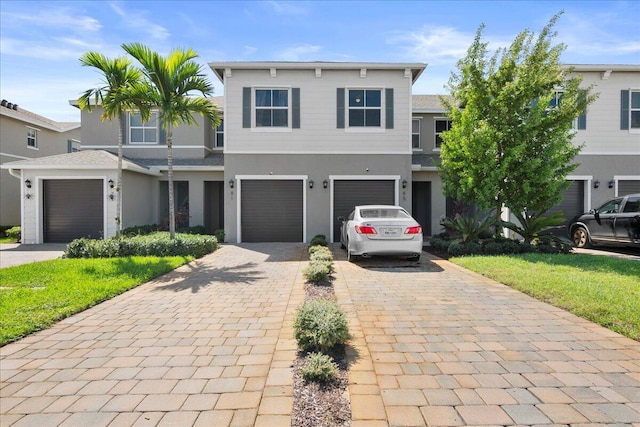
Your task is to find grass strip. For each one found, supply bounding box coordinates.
[451,253,640,341]
[0,256,191,345]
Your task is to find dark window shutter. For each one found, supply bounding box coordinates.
[577,112,587,130]
[292,88,300,129]
[337,88,345,129]
[243,87,251,128]
[159,126,166,144]
[385,88,394,129]
[621,90,630,130]
[120,113,127,144]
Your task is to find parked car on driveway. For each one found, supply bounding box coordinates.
[569,193,640,248]
[339,205,423,261]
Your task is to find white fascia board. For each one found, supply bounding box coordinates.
[411,165,438,171]
[149,165,224,172]
[565,64,640,72]
[412,109,448,114]
[0,152,31,161]
[2,163,161,176]
[223,150,413,155]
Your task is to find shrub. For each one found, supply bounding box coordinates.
[294,299,350,352]
[309,234,328,247]
[214,229,225,243]
[65,232,218,259]
[5,226,21,240]
[122,224,207,237]
[309,247,332,262]
[300,352,339,382]
[303,261,332,283]
[441,211,501,245]
[429,237,452,253]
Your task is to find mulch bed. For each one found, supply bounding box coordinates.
[292,278,351,427]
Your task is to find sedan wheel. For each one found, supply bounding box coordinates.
[572,226,590,248]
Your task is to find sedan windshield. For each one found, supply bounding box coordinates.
[360,208,410,219]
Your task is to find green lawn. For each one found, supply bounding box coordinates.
[451,253,640,341]
[0,256,192,345]
[0,237,19,244]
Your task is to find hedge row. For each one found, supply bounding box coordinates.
[64,232,219,259]
[303,235,333,282]
[430,236,572,256]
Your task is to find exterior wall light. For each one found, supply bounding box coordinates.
[229,179,234,189]
[25,179,32,189]
[608,180,615,189]
[594,180,600,189]
[402,179,408,189]
[108,179,115,189]
[323,180,328,189]
[309,180,314,189]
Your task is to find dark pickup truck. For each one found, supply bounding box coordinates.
[569,193,640,248]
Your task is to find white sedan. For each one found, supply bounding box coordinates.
[339,205,423,262]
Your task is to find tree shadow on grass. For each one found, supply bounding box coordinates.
[150,261,265,293]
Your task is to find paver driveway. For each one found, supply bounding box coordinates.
[1,244,306,427]
[334,250,640,426]
[1,243,640,427]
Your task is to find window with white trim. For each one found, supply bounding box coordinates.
[129,111,158,144]
[26,127,37,148]
[348,89,381,127]
[215,120,224,148]
[631,90,640,129]
[434,118,452,149]
[255,89,289,127]
[412,118,421,149]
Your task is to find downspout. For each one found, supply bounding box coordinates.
[8,168,24,243]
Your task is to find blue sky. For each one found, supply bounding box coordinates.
[1,0,638,122]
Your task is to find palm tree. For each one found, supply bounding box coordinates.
[122,43,221,239]
[78,53,143,239]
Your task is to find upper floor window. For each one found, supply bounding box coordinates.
[412,118,421,149]
[631,91,640,129]
[129,111,158,144]
[215,120,224,148]
[26,127,37,148]
[255,89,288,127]
[434,118,452,149]
[349,89,381,127]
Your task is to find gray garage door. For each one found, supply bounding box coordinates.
[619,180,640,196]
[43,179,103,243]
[333,180,395,242]
[241,180,303,242]
[547,180,585,224]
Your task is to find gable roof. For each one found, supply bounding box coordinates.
[0,150,160,176]
[412,95,454,113]
[209,61,427,84]
[0,102,80,132]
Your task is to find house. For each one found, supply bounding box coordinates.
[2,62,638,244]
[0,101,80,228]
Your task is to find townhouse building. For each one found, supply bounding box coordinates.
[2,62,638,244]
[0,101,80,227]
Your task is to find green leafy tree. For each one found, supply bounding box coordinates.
[122,43,221,239]
[439,13,597,228]
[78,53,143,238]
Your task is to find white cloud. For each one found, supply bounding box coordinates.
[243,46,258,56]
[2,8,101,32]
[109,1,170,40]
[388,26,473,65]
[1,38,86,60]
[276,44,322,61]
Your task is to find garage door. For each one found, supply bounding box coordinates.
[619,180,640,196]
[43,179,103,243]
[333,180,395,242]
[241,180,303,242]
[547,180,584,224]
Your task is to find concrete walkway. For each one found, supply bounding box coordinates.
[1,243,639,426]
[0,244,67,269]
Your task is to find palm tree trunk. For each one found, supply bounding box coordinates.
[116,115,123,239]
[167,124,175,240]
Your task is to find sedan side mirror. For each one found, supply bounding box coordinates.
[589,209,596,214]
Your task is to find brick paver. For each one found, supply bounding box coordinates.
[3,243,640,426]
[334,248,640,425]
[1,244,305,427]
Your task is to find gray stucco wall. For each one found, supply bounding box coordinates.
[224,153,412,243]
[122,171,156,228]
